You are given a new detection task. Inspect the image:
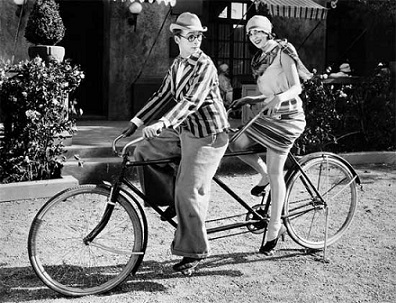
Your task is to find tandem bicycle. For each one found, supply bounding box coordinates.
[27,130,360,297]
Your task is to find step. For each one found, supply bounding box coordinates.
[65,145,114,158]
[63,157,135,184]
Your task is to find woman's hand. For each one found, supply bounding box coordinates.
[229,95,266,110]
[262,95,281,116]
[142,121,164,139]
[229,97,249,109]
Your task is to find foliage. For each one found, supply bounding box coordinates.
[24,0,65,45]
[338,65,395,151]
[296,65,395,154]
[359,0,396,25]
[296,77,341,154]
[0,57,84,184]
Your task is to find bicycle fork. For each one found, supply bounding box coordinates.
[83,155,131,245]
[82,181,121,245]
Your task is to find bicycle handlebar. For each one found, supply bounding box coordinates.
[112,135,144,157]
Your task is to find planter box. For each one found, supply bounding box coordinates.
[339,151,396,165]
[0,175,78,203]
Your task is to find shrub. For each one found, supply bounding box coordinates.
[24,0,65,45]
[340,66,395,151]
[297,77,341,154]
[297,65,395,154]
[0,57,84,184]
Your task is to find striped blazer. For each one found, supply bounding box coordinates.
[132,50,229,138]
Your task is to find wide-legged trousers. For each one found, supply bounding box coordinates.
[134,127,229,258]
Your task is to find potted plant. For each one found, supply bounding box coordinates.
[24,0,66,63]
[0,57,84,186]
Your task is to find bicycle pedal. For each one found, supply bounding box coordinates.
[181,268,195,276]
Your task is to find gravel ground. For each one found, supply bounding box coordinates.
[1,163,395,303]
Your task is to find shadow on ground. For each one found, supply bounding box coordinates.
[0,249,313,302]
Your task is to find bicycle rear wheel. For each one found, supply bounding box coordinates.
[284,155,358,250]
[28,185,144,296]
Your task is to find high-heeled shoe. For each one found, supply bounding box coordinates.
[250,183,269,196]
[259,225,286,256]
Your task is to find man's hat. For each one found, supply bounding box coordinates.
[170,12,207,33]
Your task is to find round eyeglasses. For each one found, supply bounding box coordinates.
[179,34,205,42]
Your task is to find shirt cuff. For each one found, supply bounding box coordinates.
[130,117,144,127]
[159,117,171,128]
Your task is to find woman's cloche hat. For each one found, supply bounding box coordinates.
[246,15,272,34]
[170,12,207,33]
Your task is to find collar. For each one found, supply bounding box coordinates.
[261,39,278,54]
[177,49,203,66]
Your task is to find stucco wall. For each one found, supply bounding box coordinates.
[0,1,32,63]
[108,2,174,120]
[272,16,326,73]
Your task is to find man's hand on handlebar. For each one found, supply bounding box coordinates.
[142,121,164,139]
[122,122,138,137]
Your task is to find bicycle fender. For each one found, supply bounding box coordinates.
[296,152,361,185]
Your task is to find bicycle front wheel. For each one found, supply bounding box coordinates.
[28,185,144,296]
[284,155,358,250]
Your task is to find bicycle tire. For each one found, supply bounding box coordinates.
[283,154,358,250]
[28,184,144,296]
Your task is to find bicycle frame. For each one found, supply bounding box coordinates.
[83,137,273,243]
[119,148,271,234]
[84,135,361,245]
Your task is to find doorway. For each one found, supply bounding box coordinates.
[59,0,106,119]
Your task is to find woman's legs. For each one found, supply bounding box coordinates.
[228,133,269,186]
[229,131,288,242]
[265,149,288,241]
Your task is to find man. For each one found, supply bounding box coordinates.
[218,63,233,108]
[123,12,229,275]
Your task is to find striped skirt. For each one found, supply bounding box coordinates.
[244,99,306,155]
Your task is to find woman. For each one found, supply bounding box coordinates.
[123,12,229,274]
[229,15,307,255]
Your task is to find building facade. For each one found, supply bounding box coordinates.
[1,0,394,120]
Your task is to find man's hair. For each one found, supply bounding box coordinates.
[172,29,182,36]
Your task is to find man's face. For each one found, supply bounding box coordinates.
[175,30,203,58]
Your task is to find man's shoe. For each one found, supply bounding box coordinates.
[173,257,203,275]
[160,205,176,221]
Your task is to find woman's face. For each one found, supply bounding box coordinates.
[248,29,269,49]
[175,30,203,58]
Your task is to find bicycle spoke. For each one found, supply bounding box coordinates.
[284,156,358,249]
[89,241,144,256]
[28,185,144,296]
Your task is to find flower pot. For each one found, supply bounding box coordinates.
[28,45,65,63]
